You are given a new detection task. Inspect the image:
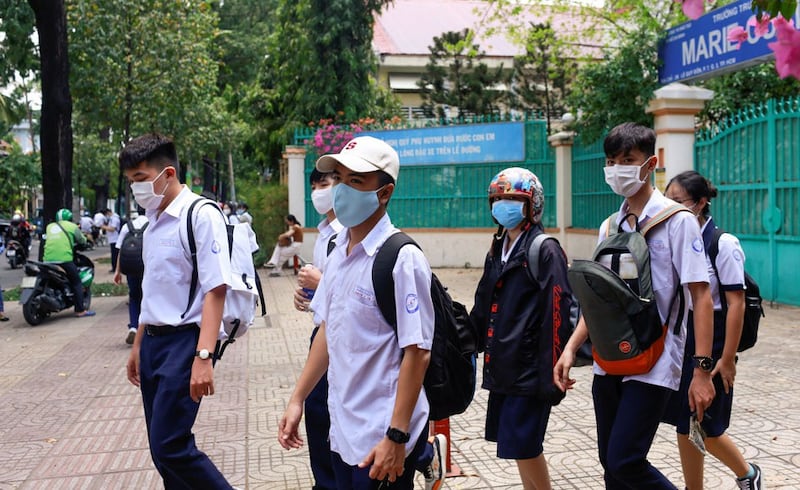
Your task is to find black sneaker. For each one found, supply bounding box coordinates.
[736,463,763,490]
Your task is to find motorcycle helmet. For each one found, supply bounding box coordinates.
[56,208,73,222]
[11,214,21,225]
[488,167,544,223]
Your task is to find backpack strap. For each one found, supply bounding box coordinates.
[54,221,75,251]
[372,232,420,329]
[604,213,619,238]
[526,232,555,282]
[181,198,227,320]
[704,221,728,312]
[641,203,689,237]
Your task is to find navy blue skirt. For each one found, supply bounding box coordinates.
[485,392,552,459]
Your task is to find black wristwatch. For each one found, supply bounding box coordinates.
[692,355,714,373]
[385,427,410,444]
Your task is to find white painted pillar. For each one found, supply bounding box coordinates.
[548,131,575,246]
[646,83,714,190]
[284,146,307,222]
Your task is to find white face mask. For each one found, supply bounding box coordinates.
[604,158,651,197]
[130,167,169,210]
[311,187,333,215]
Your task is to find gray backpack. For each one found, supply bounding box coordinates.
[567,204,688,375]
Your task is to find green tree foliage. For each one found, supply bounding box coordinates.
[567,32,661,144]
[0,137,40,211]
[698,63,800,125]
[507,22,576,133]
[418,29,507,119]
[246,0,399,171]
[68,0,223,209]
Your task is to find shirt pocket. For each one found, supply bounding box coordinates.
[147,243,186,283]
[647,238,675,294]
[329,285,388,354]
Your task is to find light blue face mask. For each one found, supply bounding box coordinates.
[333,183,383,227]
[491,199,526,229]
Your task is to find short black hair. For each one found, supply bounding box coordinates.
[119,133,179,172]
[310,169,334,185]
[604,122,656,158]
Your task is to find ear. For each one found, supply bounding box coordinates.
[378,183,394,206]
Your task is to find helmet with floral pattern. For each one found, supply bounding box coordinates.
[488,167,544,223]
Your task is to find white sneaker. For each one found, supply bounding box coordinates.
[125,328,137,345]
[736,463,763,490]
[423,433,447,490]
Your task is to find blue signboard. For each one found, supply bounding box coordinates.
[363,122,525,165]
[659,0,800,84]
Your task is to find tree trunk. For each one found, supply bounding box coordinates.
[29,0,73,226]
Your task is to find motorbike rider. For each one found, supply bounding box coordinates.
[5,213,32,256]
[43,208,95,317]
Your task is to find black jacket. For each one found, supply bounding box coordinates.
[470,224,573,403]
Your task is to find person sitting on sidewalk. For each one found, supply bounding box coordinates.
[265,214,303,272]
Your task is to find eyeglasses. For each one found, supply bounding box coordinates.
[670,197,694,205]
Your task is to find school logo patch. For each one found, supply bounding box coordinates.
[405,293,419,313]
[211,240,221,254]
[692,237,704,253]
[732,249,743,262]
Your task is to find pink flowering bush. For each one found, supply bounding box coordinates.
[306,116,403,155]
[769,17,800,79]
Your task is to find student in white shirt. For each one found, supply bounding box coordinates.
[292,168,343,490]
[554,123,716,489]
[663,171,763,490]
[121,133,235,489]
[279,136,435,489]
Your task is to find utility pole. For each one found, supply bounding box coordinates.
[227,147,236,202]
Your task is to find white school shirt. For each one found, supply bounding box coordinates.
[309,213,434,466]
[593,188,709,391]
[699,219,746,310]
[115,215,149,250]
[139,186,232,327]
[79,216,93,234]
[93,212,106,228]
[311,217,344,325]
[106,213,121,243]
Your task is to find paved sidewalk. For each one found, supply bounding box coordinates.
[0,264,798,489]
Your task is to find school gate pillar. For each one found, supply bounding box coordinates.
[548,131,575,247]
[646,83,714,188]
[284,146,307,224]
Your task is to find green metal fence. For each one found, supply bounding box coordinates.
[695,97,800,305]
[572,135,616,229]
[297,120,556,229]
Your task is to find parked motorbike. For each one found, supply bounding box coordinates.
[20,252,94,326]
[6,239,28,269]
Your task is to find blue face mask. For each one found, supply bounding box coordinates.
[491,200,526,229]
[333,183,383,227]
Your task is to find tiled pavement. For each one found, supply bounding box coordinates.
[1,264,799,489]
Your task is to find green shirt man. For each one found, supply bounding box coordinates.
[44,212,87,263]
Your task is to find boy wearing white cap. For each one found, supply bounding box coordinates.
[279,136,441,489]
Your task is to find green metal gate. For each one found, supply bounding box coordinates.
[695,97,800,305]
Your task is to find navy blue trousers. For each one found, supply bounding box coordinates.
[331,424,429,490]
[305,326,336,490]
[139,327,232,489]
[592,375,678,490]
[126,274,143,330]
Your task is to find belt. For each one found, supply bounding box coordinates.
[145,323,199,336]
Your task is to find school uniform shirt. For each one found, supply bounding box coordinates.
[93,212,106,229]
[139,186,232,328]
[116,215,149,251]
[700,219,746,310]
[107,213,121,244]
[309,213,434,466]
[79,216,94,234]
[311,217,343,326]
[594,188,709,391]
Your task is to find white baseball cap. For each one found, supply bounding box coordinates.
[316,136,399,181]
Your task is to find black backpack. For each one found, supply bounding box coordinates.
[118,219,148,276]
[373,232,478,421]
[705,226,764,352]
